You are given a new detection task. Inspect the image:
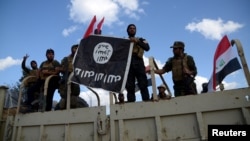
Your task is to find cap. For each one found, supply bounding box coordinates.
[157,84,166,90]
[170,41,185,48]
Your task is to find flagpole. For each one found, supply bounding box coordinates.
[151,57,172,96]
[148,57,157,100]
[231,39,250,87]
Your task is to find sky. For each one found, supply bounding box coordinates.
[1,0,250,108]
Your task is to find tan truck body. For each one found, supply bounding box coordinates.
[0,39,249,141]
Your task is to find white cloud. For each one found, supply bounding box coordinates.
[66,0,144,32]
[62,0,148,36]
[69,0,119,25]
[221,81,239,90]
[114,0,139,11]
[195,72,242,93]
[194,75,209,93]
[115,0,143,19]
[141,1,149,5]
[0,56,22,71]
[62,25,78,37]
[185,18,244,40]
[79,87,118,114]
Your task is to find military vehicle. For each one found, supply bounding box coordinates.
[0,39,249,141]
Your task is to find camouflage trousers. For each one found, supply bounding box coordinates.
[173,81,197,97]
[59,96,78,109]
[58,82,80,109]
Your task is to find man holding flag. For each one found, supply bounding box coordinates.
[207,35,242,92]
[125,24,150,102]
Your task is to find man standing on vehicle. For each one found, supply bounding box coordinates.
[24,49,61,112]
[58,44,81,109]
[154,41,197,97]
[21,54,39,106]
[22,54,39,78]
[125,24,150,102]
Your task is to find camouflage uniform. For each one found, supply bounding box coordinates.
[21,57,39,105]
[58,47,81,109]
[39,60,61,111]
[126,24,150,102]
[26,49,61,111]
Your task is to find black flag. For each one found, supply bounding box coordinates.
[72,35,133,93]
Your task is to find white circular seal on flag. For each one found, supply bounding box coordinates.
[93,42,113,64]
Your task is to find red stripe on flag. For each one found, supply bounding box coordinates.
[213,35,231,62]
[212,35,230,89]
[83,15,97,39]
[208,35,241,92]
[97,17,104,33]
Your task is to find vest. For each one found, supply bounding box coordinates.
[172,55,189,82]
[132,39,144,58]
[29,69,38,77]
[40,61,58,80]
[67,55,73,72]
[61,55,73,73]
[24,69,38,87]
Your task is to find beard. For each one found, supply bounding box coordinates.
[128,32,135,37]
[47,57,53,62]
[174,53,179,57]
[32,66,37,70]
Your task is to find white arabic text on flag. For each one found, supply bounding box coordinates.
[72,35,133,93]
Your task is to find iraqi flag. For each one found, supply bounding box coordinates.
[72,35,133,93]
[207,35,241,92]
